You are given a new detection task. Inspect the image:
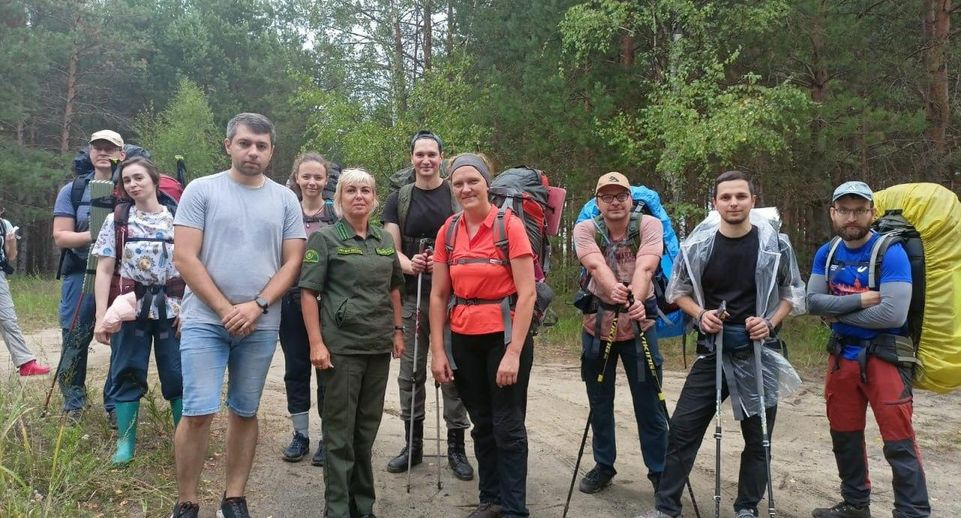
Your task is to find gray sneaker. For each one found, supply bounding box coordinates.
[736,510,757,518]
[633,510,673,518]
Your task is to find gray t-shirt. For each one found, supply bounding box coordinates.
[174,171,306,329]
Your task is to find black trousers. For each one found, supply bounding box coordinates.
[656,352,777,517]
[279,291,326,417]
[452,331,533,518]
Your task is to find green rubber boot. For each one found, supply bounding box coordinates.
[111,401,140,465]
[170,398,183,429]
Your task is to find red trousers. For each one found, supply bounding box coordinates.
[824,355,929,517]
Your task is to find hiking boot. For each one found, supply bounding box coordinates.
[169,501,200,518]
[387,419,423,473]
[736,509,757,518]
[578,464,616,494]
[217,494,250,518]
[311,439,326,466]
[281,432,310,462]
[18,359,50,377]
[633,511,673,518]
[107,408,117,430]
[447,428,475,481]
[465,502,502,518]
[812,501,871,518]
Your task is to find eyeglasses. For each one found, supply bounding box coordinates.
[596,192,630,204]
[833,207,871,217]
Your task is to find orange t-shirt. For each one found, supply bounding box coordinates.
[434,206,533,335]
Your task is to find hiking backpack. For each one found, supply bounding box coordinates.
[0,218,13,275]
[575,185,687,338]
[829,183,961,393]
[444,166,563,334]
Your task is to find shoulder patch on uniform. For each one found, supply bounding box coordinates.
[337,247,363,255]
[303,249,320,264]
[375,247,395,256]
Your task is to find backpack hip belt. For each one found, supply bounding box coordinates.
[448,293,518,347]
[132,277,185,338]
[828,333,917,383]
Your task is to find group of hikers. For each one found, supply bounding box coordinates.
[25,111,932,518]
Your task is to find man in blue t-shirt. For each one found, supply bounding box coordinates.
[807,181,930,518]
[52,130,125,421]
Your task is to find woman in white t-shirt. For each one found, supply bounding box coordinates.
[92,157,184,465]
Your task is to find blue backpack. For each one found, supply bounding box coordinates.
[575,185,686,338]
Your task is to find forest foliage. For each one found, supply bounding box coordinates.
[0,0,957,274]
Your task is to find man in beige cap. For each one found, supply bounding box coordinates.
[52,130,126,421]
[572,171,668,494]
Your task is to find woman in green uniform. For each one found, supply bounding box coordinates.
[299,168,405,518]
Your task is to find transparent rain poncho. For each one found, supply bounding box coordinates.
[667,208,807,419]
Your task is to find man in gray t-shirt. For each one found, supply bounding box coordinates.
[169,113,306,518]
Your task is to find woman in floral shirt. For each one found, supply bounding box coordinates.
[92,156,183,465]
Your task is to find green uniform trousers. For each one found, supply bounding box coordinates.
[322,352,391,518]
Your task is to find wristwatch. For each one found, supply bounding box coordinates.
[255,296,269,314]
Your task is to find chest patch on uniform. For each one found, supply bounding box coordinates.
[303,249,320,263]
[337,247,363,255]
[375,247,395,256]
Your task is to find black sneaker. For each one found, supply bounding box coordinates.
[217,494,250,518]
[578,465,615,494]
[281,432,309,462]
[169,501,199,518]
[812,501,871,518]
[311,439,326,467]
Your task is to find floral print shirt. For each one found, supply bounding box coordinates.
[92,206,181,319]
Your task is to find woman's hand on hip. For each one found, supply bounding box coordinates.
[496,348,521,388]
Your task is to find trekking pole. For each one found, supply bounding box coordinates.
[434,380,443,491]
[713,301,730,518]
[564,294,624,517]
[628,294,701,518]
[752,338,776,518]
[41,298,87,417]
[406,240,429,494]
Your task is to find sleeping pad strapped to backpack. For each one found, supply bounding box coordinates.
[575,185,686,338]
[869,183,961,393]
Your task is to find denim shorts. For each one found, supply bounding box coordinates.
[179,323,278,417]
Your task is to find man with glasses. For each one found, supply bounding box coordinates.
[806,181,930,518]
[572,172,668,494]
[52,130,125,421]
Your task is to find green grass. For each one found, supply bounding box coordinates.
[7,275,60,333]
[0,380,180,517]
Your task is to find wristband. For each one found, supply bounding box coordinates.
[696,309,708,332]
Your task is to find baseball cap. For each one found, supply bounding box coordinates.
[89,130,124,148]
[595,172,631,195]
[832,181,873,203]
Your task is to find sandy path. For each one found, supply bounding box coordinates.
[4,330,959,517]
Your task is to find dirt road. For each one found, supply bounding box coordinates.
[5,330,959,517]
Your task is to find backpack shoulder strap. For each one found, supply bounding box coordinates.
[493,199,512,265]
[113,202,133,261]
[824,236,843,275]
[444,211,463,264]
[868,233,900,290]
[627,213,642,251]
[397,183,416,234]
[447,181,459,214]
[70,175,92,223]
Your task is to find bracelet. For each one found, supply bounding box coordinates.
[696,309,708,331]
[764,318,776,335]
[393,325,405,333]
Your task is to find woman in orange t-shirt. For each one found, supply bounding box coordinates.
[429,153,536,518]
